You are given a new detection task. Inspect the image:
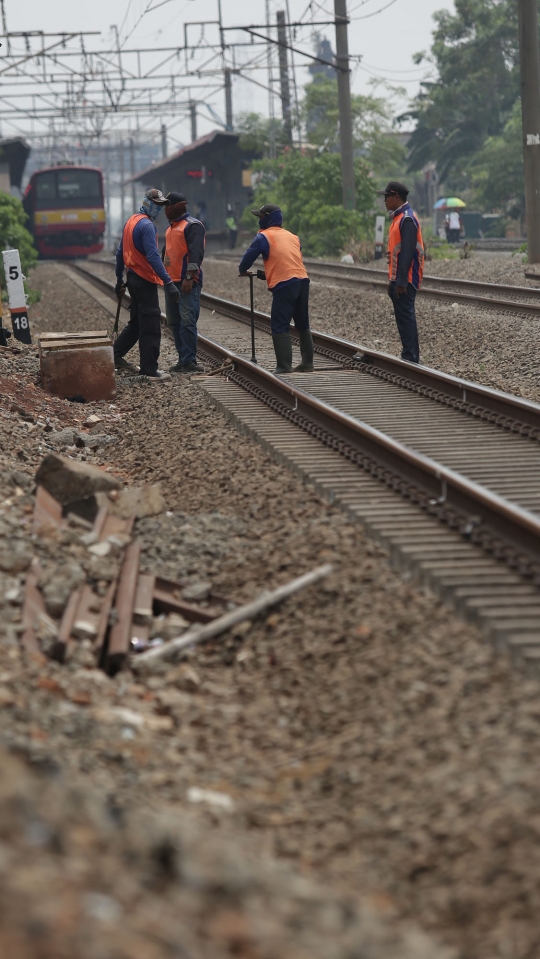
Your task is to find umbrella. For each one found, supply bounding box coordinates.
[433,197,466,210]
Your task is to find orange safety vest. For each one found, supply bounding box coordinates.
[164,216,204,282]
[259,226,308,290]
[387,205,424,290]
[122,213,163,285]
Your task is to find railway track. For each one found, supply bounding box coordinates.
[212,251,540,318]
[67,259,540,671]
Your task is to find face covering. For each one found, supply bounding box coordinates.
[140,197,162,221]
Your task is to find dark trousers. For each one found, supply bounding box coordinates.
[388,281,419,364]
[270,278,310,335]
[229,229,238,250]
[114,272,161,376]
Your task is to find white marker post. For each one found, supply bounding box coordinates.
[2,249,31,344]
[374,215,385,261]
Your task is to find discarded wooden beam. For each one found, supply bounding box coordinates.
[51,587,82,662]
[21,560,47,662]
[106,541,141,675]
[153,576,218,623]
[33,485,66,532]
[94,578,117,665]
[135,564,333,666]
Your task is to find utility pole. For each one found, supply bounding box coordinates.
[276,10,293,144]
[518,0,540,263]
[119,138,125,226]
[189,100,198,142]
[224,69,233,131]
[161,123,167,159]
[334,0,355,210]
[129,137,137,212]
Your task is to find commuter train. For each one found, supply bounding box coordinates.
[23,164,105,258]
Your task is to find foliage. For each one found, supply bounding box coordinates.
[0,192,38,291]
[404,0,520,184]
[468,100,524,216]
[236,112,288,158]
[242,151,377,257]
[303,76,406,186]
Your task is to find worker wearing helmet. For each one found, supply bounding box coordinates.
[238,204,314,374]
[114,188,180,381]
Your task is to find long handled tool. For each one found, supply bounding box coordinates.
[244,269,266,365]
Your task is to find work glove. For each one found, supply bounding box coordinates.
[165,281,180,303]
[114,280,126,297]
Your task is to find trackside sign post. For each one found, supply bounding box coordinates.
[2,249,31,344]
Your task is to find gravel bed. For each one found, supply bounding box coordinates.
[204,257,540,403]
[1,261,540,956]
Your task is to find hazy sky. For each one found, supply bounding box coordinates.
[2,0,454,147]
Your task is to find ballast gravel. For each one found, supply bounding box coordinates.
[204,253,540,404]
[0,260,539,956]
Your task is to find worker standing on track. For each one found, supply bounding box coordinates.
[378,181,424,365]
[114,188,179,381]
[238,203,314,374]
[163,191,206,374]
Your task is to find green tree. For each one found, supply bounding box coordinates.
[242,151,377,257]
[468,100,524,216]
[405,0,520,183]
[236,112,288,158]
[303,76,406,185]
[0,192,37,288]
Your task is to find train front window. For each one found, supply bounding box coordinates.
[34,170,102,209]
[57,170,101,200]
[35,172,56,201]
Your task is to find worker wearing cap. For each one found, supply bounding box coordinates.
[162,191,206,374]
[378,180,424,364]
[238,203,313,374]
[115,188,179,381]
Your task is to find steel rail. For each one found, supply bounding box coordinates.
[212,251,540,317]
[69,261,540,575]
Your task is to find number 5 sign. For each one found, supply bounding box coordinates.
[2,249,31,344]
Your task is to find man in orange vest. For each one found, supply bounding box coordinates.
[378,181,424,364]
[238,204,313,374]
[163,191,206,374]
[114,188,180,381]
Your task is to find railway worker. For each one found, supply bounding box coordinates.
[114,188,179,381]
[238,203,313,374]
[163,191,206,374]
[378,180,424,365]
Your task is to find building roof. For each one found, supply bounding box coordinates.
[127,129,239,184]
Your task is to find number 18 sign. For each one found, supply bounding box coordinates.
[2,248,31,344]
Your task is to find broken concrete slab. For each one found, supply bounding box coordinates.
[95,483,165,519]
[35,453,121,507]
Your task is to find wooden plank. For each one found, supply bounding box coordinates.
[92,505,109,541]
[153,578,217,624]
[134,573,155,622]
[39,330,108,340]
[50,587,82,662]
[72,585,102,641]
[100,512,133,541]
[106,541,141,675]
[21,562,47,661]
[39,338,111,351]
[94,578,117,665]
[33,485,65,532]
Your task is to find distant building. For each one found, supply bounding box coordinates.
[308,36,336,80]
[128,130,256,248]
[0,138,31,196]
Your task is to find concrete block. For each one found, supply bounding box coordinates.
[35,453,121,506]
[39,331,115,402]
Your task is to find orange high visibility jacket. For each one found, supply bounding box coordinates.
[122,214,163,285]
[259,226,308,290]
[164,216,204,282]
[387,205,424,290]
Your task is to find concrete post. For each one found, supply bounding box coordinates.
[334,0,356,210]
[276,10,293,144]
[518,0,540,262]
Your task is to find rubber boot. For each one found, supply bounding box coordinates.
[293,329,314,372]
[272,333,293,373]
